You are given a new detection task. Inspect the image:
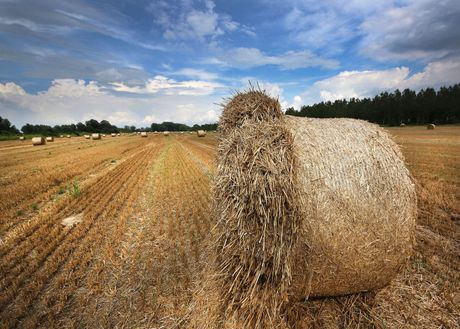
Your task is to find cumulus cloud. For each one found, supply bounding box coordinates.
[0,78,224,128]
[212,47,339,70]
[299,57,460,105]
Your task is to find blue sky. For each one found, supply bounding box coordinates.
[1,0,459,128]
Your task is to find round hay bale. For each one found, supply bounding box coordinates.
[111,133,116,137]
[209,89,417,327]
[84,135,90,139]
[140,132,148,137]
[91,133,101,140]
[31,136,45,146]
[60,135,64,138]
[400,123,406,127]
[163,131,169,136]
[19,136,25,140]
[197,130,206,137]
[45,136,54,142]
[427,123,435,129]
[117,133,120,136]
[102,134,106,137]
[66,135,71,138]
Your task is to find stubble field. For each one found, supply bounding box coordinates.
[0,125,459,328]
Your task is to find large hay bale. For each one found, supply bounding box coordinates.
[31,137,45,146]
[427,123,435,129]
[140,132,148,137]
[45,136,54,142]
[163,131,169,136]
[197,130,206,137]
[203,89,417,328]
[91,133,101,140]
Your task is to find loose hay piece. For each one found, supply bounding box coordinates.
[61,213,83,227]
[427,123,436,130]
[190,88,417,328]
[197,130,206,137]
[45,136,54,142]
[31,137,46,146]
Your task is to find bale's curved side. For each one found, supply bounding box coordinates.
[285,116,417,298]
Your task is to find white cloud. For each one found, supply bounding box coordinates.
[0,82,26,95]
[212,47,339,70]
[110,75,223,96]
[148,0,253,41]
[0,78,223,128]
[299,56,460,105]
[171,68,218,81]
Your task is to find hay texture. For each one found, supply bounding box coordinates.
[427,124,435,129]
[196,89,417,328]
[197,130,206,137]
[45,136,54,142]
[91,133,101,140]
[141,132,148,137]
[32,137,45,145]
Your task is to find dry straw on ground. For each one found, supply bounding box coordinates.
[31,137,45,146]
[189,89,417,328]
[427,124,436,130]
[197,130,206,137]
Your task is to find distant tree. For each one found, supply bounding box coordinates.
[0,116,19,134]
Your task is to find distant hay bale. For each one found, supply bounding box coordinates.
[163,131,169,136]
[60,135,64,138]
[197,130,206,137]
[117,133,120,136]
[111,133,116,137]
[427,123,435,129]
[45,136,54,142]
[31,137,45,146]
[140,132,148,137]
[84,135,90,139]
[194,89,417,328]
[66,135,71,138]
[19,136,25,140]
[189,131,194,134]
[400,123,406,127]
[137,132,141,134]
[102,134,106,137]
[91,133,101,140]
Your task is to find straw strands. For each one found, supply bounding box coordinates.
[190,89,417,328]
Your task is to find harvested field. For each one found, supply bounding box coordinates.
[0,125,459,328]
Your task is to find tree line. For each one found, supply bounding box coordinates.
[0,117,218,135]
[285,83,460,125]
